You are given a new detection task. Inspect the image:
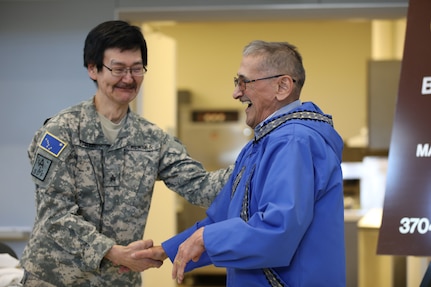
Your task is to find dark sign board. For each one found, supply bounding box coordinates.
[191,110,239,123]
[377,0,431,256]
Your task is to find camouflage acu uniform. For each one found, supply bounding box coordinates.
[20,98,232,287]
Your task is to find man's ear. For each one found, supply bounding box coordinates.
[88,64,98,80]
[276,76,294,101]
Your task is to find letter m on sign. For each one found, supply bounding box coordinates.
[416,143,431,157]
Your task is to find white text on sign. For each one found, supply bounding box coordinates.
[422,76,431,95]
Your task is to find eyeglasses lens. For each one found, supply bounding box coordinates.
[234,77,245,91]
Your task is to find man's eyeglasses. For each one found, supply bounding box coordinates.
[103,64,147,77]
[234,74,295,91]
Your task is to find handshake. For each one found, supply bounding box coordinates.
[105,239,168,273]
[105,227,205,284]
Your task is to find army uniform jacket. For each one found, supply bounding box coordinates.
[20,98,231,287]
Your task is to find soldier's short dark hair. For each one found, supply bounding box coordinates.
[83,20,148,71]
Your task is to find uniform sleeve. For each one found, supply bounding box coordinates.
[202,136,317,269]
[28,127,115,271]
[157,135,233,207]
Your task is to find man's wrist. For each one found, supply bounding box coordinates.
[105,245,122,265]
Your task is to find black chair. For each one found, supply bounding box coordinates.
[0,242,17,259]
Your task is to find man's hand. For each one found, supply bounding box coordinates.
[132,245,168,262]
[172,227,206,284]
[105,239,164,272]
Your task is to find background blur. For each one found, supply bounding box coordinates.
[0,1,409,286]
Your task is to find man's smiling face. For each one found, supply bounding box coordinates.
[232,55,281,129]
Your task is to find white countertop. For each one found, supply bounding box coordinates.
[345,209,367,222]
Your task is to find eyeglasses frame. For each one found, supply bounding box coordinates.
[103,64,147,77]
[234,74,296,91]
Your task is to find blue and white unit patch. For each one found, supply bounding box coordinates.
[39,132,67,157]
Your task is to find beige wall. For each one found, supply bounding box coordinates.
[140,30,177,287]
[147,19,375,141]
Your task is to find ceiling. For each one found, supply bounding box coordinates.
[117,3,408,23]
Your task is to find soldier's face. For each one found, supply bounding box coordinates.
[90,48,144,107]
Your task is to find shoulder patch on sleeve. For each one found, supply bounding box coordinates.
[39,131,67,157]
[31,153,52,181]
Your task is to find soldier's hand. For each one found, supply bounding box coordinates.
[105,239,164,272]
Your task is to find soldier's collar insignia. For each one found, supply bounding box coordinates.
[39,132,67,157]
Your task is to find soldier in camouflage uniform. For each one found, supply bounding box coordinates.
[19,20,232,287]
